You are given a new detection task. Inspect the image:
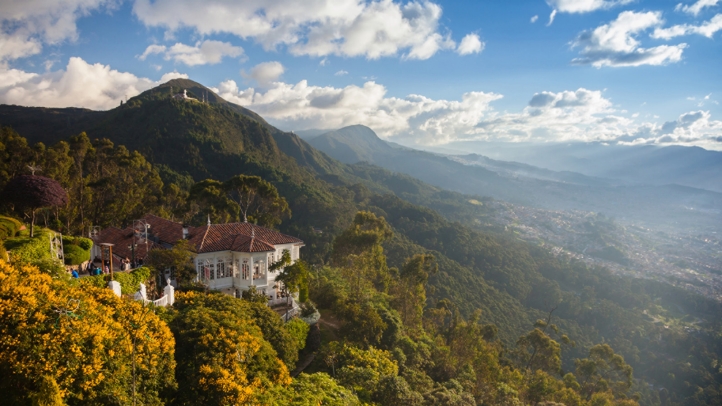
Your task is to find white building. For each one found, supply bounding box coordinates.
[95,214,303,299]
[185,221,303,299]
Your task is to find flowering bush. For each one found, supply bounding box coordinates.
[0,259,176,404]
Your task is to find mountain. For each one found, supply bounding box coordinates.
[309,125,722,234]
[308,124,395,164]
[445,140,722,193]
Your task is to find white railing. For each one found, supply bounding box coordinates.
[282,306,300,321]
[125,282,175,307]
[149,295,170,307]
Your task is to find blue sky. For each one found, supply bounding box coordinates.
[1,0,721,149]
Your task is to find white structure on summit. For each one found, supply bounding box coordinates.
[173,89,196,101]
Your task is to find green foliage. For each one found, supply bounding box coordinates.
[145,239,195,285]
[173,291,304,368]
[223,174,291,227]
[115,267,152,295]
[62,235,92,251]
[285,317,310,353]
[0,215,22,239]
[4,227,52,264]
[256,372,361,405]
[575,344,634,400]
[63,244,89,265]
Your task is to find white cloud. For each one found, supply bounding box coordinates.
[0,56,187,110]
[139,40,244,66]
[531,15,539,23]
[133,0,470,60]
[138,44,167,60]
[548,10,558,26]
[456,33,484,55]
[572,11,687,67]
[334,70,349,76]
[546,0,632,13]
[652,13,722,39]
[214,78,722,149]
[0,0,116,61]
[241,61,285,87]
[676,0,719,16]
[214,78,502,144]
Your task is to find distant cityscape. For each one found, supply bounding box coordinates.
[479,201,722,301]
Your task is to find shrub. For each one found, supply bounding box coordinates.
[286,317,310,353]
[0,216,22,240]
[62,235,93,251]
[5,228,52,264]
[63,244,90,265]
[115,267,152,295]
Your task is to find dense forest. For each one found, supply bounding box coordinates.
[1,80,721,405]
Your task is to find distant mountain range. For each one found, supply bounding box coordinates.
[307,125,722,234]
[444,140,722,194]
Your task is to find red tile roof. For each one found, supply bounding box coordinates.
[94,214,304,254]
[93,226,162,260]
[141,214,185,244]
[189,222,302,253]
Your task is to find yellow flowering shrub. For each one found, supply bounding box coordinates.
[0,259,176,405]
[171,291,292,405]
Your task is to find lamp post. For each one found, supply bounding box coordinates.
[100,243,115,280]
[132,220,151,264]
[128,242,138,269]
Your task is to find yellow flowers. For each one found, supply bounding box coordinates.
[0,259,176,405]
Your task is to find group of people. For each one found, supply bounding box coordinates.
[120,257,140,271]
[67,256,143,279]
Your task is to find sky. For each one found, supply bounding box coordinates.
[1,0,721,150]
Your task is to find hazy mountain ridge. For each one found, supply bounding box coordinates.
[447,140,722,193]
[309,125,722,235]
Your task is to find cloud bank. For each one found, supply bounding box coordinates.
[572,11,687,67]
[0,57,720,150]
[0,0,116,61]
[0,57,186,109]
[676,0,719,16]
[139,40,244,66]
[132,0,473,60]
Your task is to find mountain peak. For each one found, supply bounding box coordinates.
[309,124,393,164]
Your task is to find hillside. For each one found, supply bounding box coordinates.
[2,80,722,405]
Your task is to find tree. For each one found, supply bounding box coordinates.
[331,211,393,298]
[187,179,234,224]
[222,174,290,227]
[145,239,196,287]
[276,259,310,320]
[575,344,634,400]
[1,174,68,237]
[392,254,437,333]
[170,292,292,405]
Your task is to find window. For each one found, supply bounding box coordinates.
[201,260,215,280]
[242,260,250,280]
[234,259,240,278]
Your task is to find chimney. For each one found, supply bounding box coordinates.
[182,225,189,240]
